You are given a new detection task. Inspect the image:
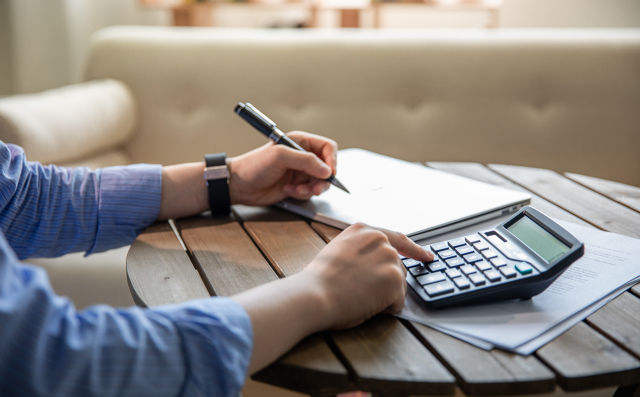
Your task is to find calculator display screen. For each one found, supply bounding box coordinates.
[507,215,570,263]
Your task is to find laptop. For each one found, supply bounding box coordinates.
[276,148,531,241]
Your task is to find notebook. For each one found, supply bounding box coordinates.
[276,148,531,240]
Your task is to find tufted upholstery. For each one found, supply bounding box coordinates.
[84,27,640,185]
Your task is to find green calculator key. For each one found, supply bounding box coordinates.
[515,263,533,275]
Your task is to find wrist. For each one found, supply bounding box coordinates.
[204,153,231,215]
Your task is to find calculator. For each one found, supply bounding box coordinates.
[404,207,584,309]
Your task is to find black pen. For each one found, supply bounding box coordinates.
[234,102,350,194]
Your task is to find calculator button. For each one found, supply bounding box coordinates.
[455,245,474,256]
[409,265,430,277]
[438,249,457,259]
[465,234,482,244]
[446,268,462,279]
[463,253,483,263]
[482,249,499,259]
[515,263,533,275]
[490,258,507,267]
[428,262,447,272]
[474,242,490,251]
[475,260,492,272]
[460,264,477,275]
[484,269,502,282]
[449,238,466,248]
[468,273,486,286]
[424,280,455,297]
[417,272,446,285]
[402,258,421,268]
[453,277,471,290]
[446,257,465,267]
[499,266,517,278]
[430,242,449,252]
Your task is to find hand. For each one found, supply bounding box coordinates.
[227,131,338,206]
[298,223,434,329]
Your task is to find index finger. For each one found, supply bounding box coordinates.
[378,227,434,262]
[286,131,338,173]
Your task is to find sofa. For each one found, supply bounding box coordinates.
[1,26,639,308]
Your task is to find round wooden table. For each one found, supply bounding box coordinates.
[127,163,640,397]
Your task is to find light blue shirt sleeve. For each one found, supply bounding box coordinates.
[0,141,254,396]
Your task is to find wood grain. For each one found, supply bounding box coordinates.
[126,221,209,306]
[586,292,640,359]
[536,322,640,391]
[566,173,640,213]
[489,165,640,238]
[411,322,555,395]
[427,162,589,226]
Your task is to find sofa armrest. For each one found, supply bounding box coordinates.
[0,79,137,164]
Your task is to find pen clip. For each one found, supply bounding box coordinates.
[236,102,277,132]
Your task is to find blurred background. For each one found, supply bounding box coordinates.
[1,0,639,97]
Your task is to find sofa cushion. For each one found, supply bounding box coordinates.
[0,79,136,164]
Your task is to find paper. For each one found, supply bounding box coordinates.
[398,221,640,354]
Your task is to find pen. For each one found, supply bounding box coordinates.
[234,102,350,194]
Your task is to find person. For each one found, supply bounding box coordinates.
[0,131,433,396]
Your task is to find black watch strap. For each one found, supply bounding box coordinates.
[204,153,230,216]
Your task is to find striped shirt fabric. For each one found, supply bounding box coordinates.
[0,142,252,397]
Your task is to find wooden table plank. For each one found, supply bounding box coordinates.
[586,292,640,359]
[176,214,279,296]
[536,322,640,391]
[427,162,589,226]
[234,206,456,396]
[566,173,640,213]
[126,222,209,306]
[410,322,555,395]
[489,165,640,238]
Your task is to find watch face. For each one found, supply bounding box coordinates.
[204,165,229,181]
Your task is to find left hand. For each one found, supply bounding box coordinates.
[227,131,338,206]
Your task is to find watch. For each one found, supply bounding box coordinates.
[204,153,231,215]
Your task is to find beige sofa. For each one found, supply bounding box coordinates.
[1,26,639,307]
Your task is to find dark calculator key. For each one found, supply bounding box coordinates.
[409,266,429,277]
[463,253,483,263]
[446,268,462,279]
[490,258,507,267]
[417,272,446,285]
[439,249,457,259]
[465,234,482,244]
[446,257,465,267]
[424,280,455,297]
[474,242,490,251]
[449,238,466,248]
[453,277,471,290]
[460,264,477,275]
[455,245,474,256]
[428,262,447,272]
[499,266,517,278]
[516,263,533,275]
[431,242,449,252]
[482,249,499,259]
[484,269,502,282]
[402,258,421,268]
[468,273,486,286]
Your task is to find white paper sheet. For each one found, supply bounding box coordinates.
[398,221,640,353]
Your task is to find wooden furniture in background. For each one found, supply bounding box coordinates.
[127,163,640,396]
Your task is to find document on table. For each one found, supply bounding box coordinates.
[398,221,640,354]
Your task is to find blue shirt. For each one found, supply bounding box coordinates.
[0,143,253,397]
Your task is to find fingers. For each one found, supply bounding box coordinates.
[286,131,338,173]
[275,146,332,180]
[377,227,434,262]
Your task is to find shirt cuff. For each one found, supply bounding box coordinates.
[153,297,253,396]
[88,164,162,254]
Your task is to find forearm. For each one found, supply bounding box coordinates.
[232,272,329,374]
[159,162,209,220]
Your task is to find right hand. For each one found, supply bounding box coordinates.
[300,223,434,330]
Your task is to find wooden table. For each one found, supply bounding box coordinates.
[127,163,640,397]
